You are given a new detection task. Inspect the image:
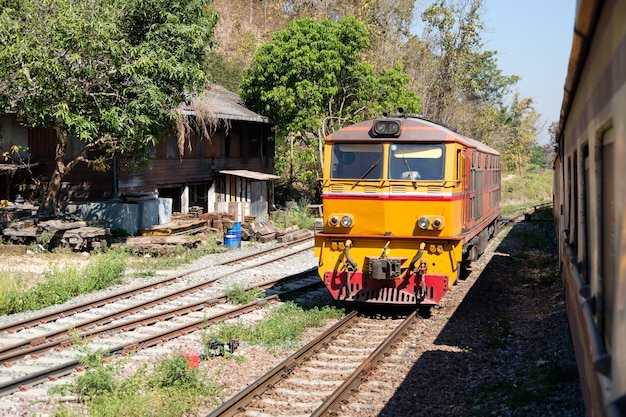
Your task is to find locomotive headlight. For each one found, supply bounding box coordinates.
[418,216,430,230]
[432,218,443,229]
[329,215,339,226]
[340,215,353,228]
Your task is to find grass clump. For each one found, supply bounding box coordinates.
[0,249,127,315]
[204,301,344,351]
[501,169,553,217]
[272,197,317,229]
[52,339,224,417]
[224,284,264,304]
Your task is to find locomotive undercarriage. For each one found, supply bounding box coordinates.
[322,270,449,305]
[318,237,455,306]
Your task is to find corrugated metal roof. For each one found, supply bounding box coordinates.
[219,169,280,181]
[181,84,271,124]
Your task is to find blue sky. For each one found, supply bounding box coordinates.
[412,1,577,144]
[482,0,577,144]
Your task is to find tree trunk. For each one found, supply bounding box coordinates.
[39,129,68,215]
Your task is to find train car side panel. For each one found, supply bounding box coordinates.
[555,0,626,414]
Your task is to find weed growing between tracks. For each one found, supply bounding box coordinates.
[203,301,345,352]
[45,302,344,416]
[223,284,265,304]
[51,338,224,417]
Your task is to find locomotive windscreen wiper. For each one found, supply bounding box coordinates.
[402,157,418,189]
[351,158,381,189]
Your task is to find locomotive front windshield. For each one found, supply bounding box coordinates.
[331,144,383,179]
[330,143,445,180]
[389,144,445,180]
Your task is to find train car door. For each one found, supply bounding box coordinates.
[463,148,472,229]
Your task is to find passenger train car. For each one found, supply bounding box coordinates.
[553,0,626,415]
[313,112,501,306]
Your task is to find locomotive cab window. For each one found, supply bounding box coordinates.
[330,144,383,179]
[389,144,445,181]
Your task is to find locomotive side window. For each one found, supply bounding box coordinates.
[388,144,445,180]
[330,144,383,179]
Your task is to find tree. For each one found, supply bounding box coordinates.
[239,17,420,191]
[405,0,518,136]
[499,93,540,175]
[0,0,219,212]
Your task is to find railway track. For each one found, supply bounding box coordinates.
[208,309,419,417]
[0,237,319,397]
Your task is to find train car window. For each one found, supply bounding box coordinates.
[568,153,578,251]
[456,149,463,183]
[330,144,383,179]
[601,130,616,349]
[582,145,591,285]
[388,144,445,180]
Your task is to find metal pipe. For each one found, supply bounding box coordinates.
[343,239,357,271]
[409,242,426,271]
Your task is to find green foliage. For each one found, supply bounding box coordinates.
[72,345,121,398]
[0,250,126,314]
[501,169,553,214]
[204,301,344,349]
[409,0,519,129]
[240,16,420,192]
[271,197,317,229]
[0,0,218,211]
[206,51,246,91]
[53,343,224,417]
[224,284,264,305]
[152,354,204,389]
[498,94,540,175]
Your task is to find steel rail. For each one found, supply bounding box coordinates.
[0,239,313,335]
[0,279,322,397]
[0,268,318,365]
[311,310,418,417]
[206,310,361,417]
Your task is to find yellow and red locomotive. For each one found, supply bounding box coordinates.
[314,113,501,306]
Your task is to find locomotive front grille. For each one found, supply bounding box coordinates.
[391,185,407,193]
[427,185,443,193]
[363,185,378,193]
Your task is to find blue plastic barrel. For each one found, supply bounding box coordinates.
[224,222,242,249]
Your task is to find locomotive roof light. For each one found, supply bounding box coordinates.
[372,120,401,137]
[418,216,430,230]
[329,215,339,226]
[432,218,443,229]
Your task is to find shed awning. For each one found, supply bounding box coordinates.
[0,163,38,175]
[218,169,280,181]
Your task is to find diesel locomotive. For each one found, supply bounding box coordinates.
[314,112,502,306]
